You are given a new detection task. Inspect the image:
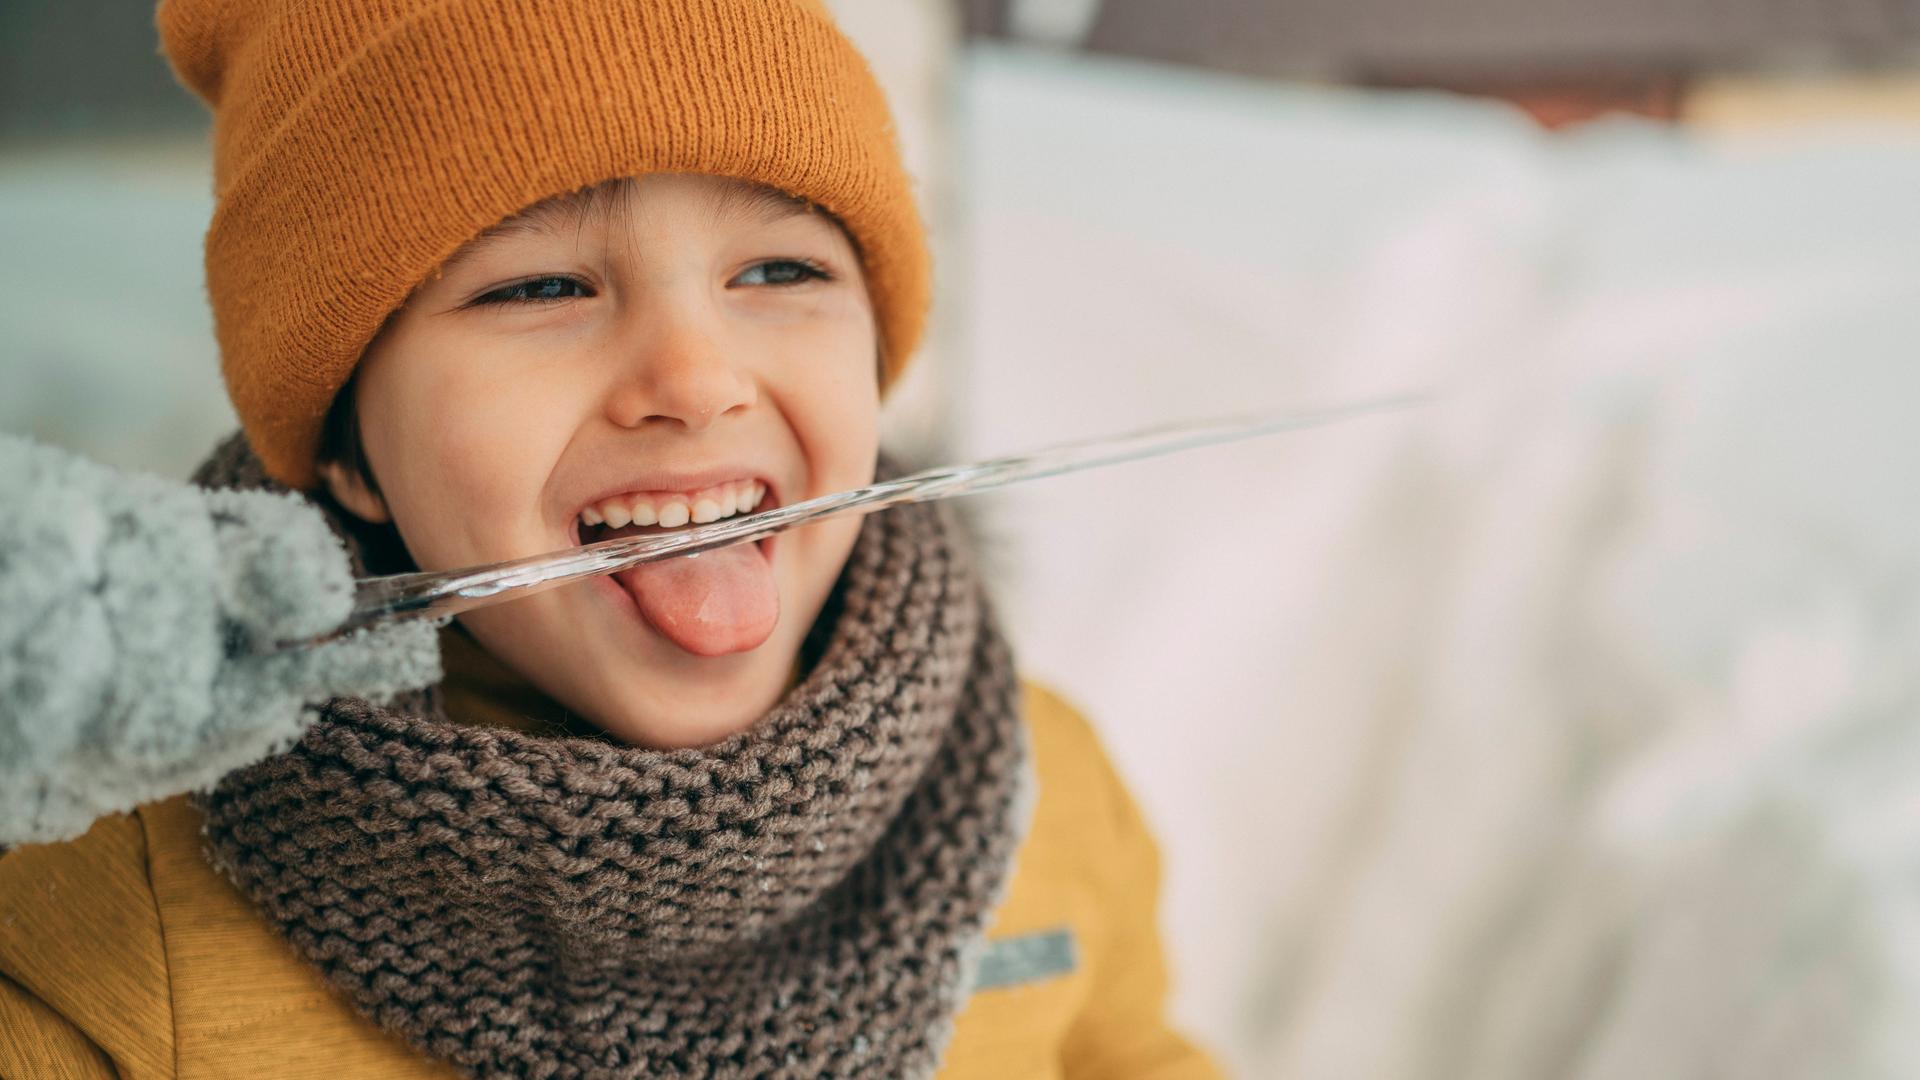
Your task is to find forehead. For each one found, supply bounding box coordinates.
[452,177,819,262]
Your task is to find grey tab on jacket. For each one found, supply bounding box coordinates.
[973,927,1078,991]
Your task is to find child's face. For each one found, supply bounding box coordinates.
[325,173,880,748]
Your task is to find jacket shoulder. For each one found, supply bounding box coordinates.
[1018,681,1098,779]
[1006,679,1147,904]
[0,803,176,1079]
[1017,680,1131,840]
[1015,683,1226,1078]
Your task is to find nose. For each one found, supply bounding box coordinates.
[603,320,757,433]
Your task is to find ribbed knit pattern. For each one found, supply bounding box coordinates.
[155,0,932,490]
[185,437,1028,1080]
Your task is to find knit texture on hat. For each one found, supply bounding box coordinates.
[156,0,932,489]
[185,435,1029,1079]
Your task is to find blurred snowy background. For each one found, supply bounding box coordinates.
[9,2,1920,1077]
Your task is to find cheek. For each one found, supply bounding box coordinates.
[817,388,880,482]
[772,318,881,485]
[360,337,584,568]
[790,398,877,505]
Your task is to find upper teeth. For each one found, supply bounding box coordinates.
[581,480,765,531]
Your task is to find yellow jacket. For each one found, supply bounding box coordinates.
[0,682,1222,1079]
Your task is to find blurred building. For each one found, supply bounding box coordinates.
[965,0,1920,126]
[0,0,205,137]
[966,0,1920,70]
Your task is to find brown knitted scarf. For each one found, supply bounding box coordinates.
[187,435,1031,1079]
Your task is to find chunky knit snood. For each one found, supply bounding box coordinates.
[186,435,1031,1079]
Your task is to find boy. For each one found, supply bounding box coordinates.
[0,1,1222,1077]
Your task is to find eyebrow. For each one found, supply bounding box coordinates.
[707,182,818,227]
[443,180,818,271]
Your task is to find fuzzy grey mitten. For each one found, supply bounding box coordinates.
[0,433,441,847]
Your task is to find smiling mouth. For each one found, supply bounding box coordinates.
[575,479,776,547]
[576,477,783,656]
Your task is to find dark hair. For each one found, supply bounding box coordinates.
[318,367,382,502]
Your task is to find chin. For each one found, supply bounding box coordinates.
[581,643,794,750]
[599,685,782,750]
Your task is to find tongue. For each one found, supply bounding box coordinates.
[616,543,779,656]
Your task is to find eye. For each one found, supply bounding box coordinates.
[470,275,592,306]
[732,259,832,288]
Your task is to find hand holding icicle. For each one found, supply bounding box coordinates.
[0,433,441,847]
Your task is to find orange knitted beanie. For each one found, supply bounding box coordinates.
[156,0,931,489]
